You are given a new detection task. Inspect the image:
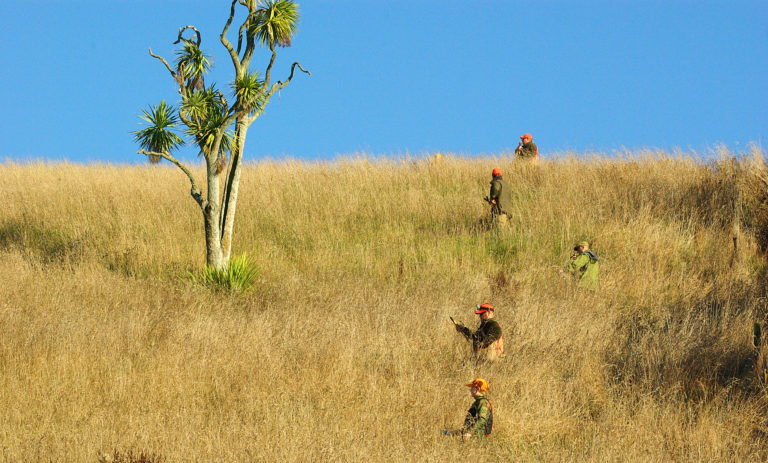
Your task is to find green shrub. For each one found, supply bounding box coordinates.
[190,253,260,292]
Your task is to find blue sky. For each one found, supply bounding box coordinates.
[1,1,766,164]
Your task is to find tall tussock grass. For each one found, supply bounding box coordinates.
[1,149,768,461]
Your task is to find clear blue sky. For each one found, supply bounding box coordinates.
[1,1,766,163]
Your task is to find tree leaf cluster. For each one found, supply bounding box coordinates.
[250,0,299,48]
[133,101,184,164]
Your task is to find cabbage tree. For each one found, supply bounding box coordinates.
[134,0,310,269]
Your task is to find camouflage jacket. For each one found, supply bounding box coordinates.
[567,250,599,290]
[488,177,512,215]
[516,141,538,159]
[463,395,493,437]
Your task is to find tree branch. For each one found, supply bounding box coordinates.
[263,44,277,88]
[241,18,257,69]
[149,48,188,96]
[221,0,237,38]
[267,62,311,97]
[173,25,201,46]
[220,0,243,75]
[236,21,247,56]
[148,48,176,77]
[138,150,206,208]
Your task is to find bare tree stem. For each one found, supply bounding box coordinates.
[148,48,175,76]
[268,62,311,98]
[138,150,205,208]
[263,45,277,88]
[174,25,202,46]
[220,0,243,75]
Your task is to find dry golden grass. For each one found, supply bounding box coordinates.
[1,150,768,462]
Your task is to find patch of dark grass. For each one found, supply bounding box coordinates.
[97,448,165,463]
[606,294,760,401]
[485,234,517,265]
[0,218,86,264]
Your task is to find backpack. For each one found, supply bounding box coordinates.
[485,336,504,361]
[580,250,599,273]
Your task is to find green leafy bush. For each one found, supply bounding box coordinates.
[190,253,260,292]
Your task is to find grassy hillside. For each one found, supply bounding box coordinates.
[1,151,768,462]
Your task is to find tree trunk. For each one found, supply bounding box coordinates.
[204,203,226,269]
[204,155,226,269]
[220,120,248,261]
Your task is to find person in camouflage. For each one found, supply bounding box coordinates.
[486,168,512,219]
[462,378,493,439]
[559,240,599,290]
[515,133,539,163]
[441,378,494,440]
[455,303,504,361]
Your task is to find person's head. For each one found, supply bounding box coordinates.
[492,168,502,178]
[475,303,495,320]
[574,241,590,253]
[466,378,489,397]
[520,133,533,144]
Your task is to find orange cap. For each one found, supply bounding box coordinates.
[520,133,532,140]
[465,378,489,392]
[491,168,502,177]
[475,303,494,314]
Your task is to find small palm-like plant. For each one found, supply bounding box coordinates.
[232,71,265,114]
[175,42,212,90]
[133,101,184,164]
[191,253,260,292]
[251,0,299,48]
[182,89,234,166]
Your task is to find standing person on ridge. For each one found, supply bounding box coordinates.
[485,168,512,222]
[454,303,504,361]
[559,240,599,291]
[441,378,494,440]
[515,133,539,163]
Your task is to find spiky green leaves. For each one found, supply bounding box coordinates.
[250,0,299,48]
[175,42,212,90]
[232,71,265,114]
[181,88,234,160]
[190,253,261,291]
[133,101,184,163]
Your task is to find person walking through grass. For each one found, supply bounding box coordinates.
[485,168,512,223]
[559,240,599,291]
[455,303,504,361]
[515,133,539,163]
[442,378,494,440]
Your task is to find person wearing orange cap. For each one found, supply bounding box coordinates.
[441,378,494,440]
[454,303,504,361]
[485,168,512,220]
[515,133,539,163]
[462,378,494,439]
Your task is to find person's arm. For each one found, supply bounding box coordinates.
[489,182,501,204]
[455,323,472,340]
[520,143,535,158]
[462,407,475,437]
[568,254,589,275]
